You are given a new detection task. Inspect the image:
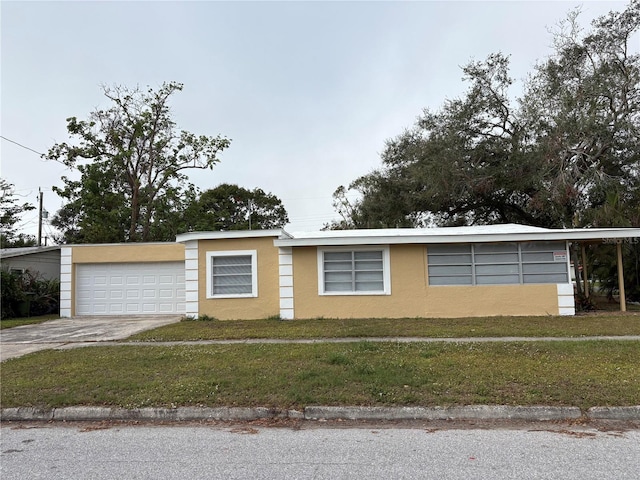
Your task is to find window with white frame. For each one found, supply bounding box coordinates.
[318,247,390,295]
[206,250,257,298]
[428,241,569,286]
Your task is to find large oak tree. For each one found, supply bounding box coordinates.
[329,2,639,231]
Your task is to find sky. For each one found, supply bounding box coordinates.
[1,0,631,242]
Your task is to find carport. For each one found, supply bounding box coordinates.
[575,236,637,312]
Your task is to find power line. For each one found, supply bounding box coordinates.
[0,136,45,157]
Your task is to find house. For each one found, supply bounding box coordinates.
[58,224,640,319]
[0,246,61,280]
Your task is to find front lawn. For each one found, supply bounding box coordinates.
[127,314,640,342]
[1,341,638,410]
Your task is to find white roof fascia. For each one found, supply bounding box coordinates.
[176,229,284,243]
[273,227,640,247]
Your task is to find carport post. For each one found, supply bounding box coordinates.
[616,241,626,312]
[581,243,589,298]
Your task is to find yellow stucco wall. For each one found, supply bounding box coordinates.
[423,284,559,317]
[292,244,560,318]
[72,243,185,263]
[197,236,280,320]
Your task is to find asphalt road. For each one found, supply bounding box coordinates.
[2,423,638,479]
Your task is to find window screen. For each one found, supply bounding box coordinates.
[428,241,569,286]
[427,244,472,285]
[323,250,384,293]
[211,255,253,295]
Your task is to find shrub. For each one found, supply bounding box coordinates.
[0,268,60,319]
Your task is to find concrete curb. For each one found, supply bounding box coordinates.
[3,405,638,423]
[304,405,583,421]
[586,406,640,420]
[0,406,304,422]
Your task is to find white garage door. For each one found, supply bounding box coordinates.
[76,262,185,315]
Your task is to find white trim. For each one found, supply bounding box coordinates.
[278,247,294,319]
[279,264,293,276]
[184,240,199,318]
[558,296,575,308]
[317,246,391,296]
[557,283,575,316]
[556,283,574,296]
[280,298,294,309]
[177,230,283,243]
[205,250,258,299]
[59,247,72,317]
[185,290,198,302]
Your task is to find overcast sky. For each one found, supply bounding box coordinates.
[1,0,631,241]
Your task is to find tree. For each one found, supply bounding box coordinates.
[184,183,289,231]
[48,82,231,243]
[329,2,640,231]
[0,179,36,248]
[521,3,640,228]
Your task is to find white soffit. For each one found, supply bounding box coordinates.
[273,224,640,247]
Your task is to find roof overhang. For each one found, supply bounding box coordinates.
[273,225,640,247]
[176,229,286,243]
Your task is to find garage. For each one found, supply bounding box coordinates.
[75,262,185,315]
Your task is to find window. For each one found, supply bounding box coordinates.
[428,241,569,286]
[206,250,257,298]
[318,247,390,295]
[521,241,570,284]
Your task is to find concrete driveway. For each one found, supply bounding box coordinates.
[0,315,181,362]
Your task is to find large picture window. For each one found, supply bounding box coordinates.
[318,247,390,295]
[428,241,569,286]
[206,250,257,298]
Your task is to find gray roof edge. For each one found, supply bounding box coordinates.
[0,245,62,259]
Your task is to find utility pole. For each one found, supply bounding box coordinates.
[38,189,43,247]
[248,199,253,230]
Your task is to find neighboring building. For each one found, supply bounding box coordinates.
[59,224,640,319]
[0,246,61,280]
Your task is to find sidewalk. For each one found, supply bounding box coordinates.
[4,334,640,361]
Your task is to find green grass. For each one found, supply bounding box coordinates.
[1,341,638,410]
[127,314,640,342]
[0,315,58,330]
